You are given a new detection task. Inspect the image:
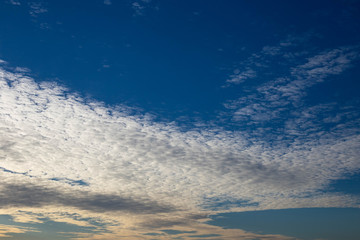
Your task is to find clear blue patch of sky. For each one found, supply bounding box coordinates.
[203,197,259,211]
[326,172,360,195]
[306,65,360,106]
[207,208,360,240]
[50,177,89,186]
[0,167,34,178]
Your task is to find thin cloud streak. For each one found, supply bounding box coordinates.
[0,224,37,238]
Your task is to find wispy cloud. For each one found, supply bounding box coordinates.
[8,0,21,6]
[26,1,51,29]
[28,2,48,18]
[224,34,314,88]
[103,0,112,5]
[0,224,37,238]
[132,1,145,16]
[224,44,360,137]
[131,0,155,16]
[225,68,256,85]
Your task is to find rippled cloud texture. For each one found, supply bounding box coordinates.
[0,46,360,239]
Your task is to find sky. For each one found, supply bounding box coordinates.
[0,0,360,239]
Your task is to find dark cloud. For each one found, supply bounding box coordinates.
[0,182,175,214]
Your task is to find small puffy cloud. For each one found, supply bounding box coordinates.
[14,67,30,73]
[132,2,145,16]
[131,0,153,16]
[28,2,48,18]
[226,68,256,85]
[103,0,111,5]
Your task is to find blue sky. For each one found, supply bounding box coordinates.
[0,0,360,239]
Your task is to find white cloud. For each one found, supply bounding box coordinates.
[14,67,30,73]
[226,68,256,85]
[224,34,318,88]
[224,45,360,130]
[28,2,48,18]
[262,45,281,56]
[223,38,305,88]
[131,0,154,16]
[8,0,21,6]
[132,2,145,16]
[0,62,360,237]
[104,0,111,5]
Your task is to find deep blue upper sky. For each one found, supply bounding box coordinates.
[1,0,359,125]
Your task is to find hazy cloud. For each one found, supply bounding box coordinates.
[103,0,111,5]
[28,2,48,18]
[0,224,37,238]
[131,0,154,16]
[8,0,21,6]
